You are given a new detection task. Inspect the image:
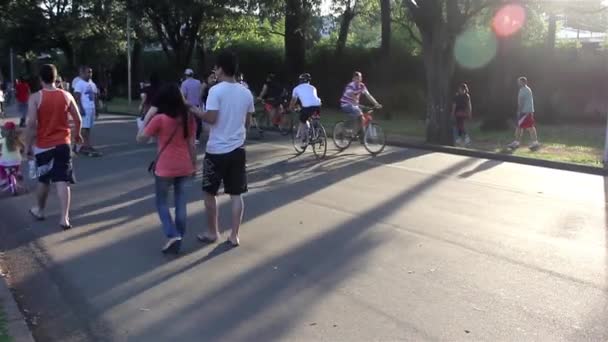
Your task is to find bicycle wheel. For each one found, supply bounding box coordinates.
[363,123,386,155]
[312,124,328,159]
[292,122,306,155]
[279,113,292,136]
[332,121,352,151]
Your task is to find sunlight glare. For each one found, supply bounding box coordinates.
[492,4,526,37]
[454,28,498,70]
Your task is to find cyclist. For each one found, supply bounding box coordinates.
[257,73,286,127]
[340,71,382,135]
[289,73,322,148]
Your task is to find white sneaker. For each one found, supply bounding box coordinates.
[508,141,520,149]
[464,136,471,145]
[529,141,541,150]
[455,138,463,146]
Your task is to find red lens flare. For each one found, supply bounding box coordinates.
[492,4,526,37]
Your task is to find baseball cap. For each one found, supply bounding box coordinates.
[3,121,16,130]
[184,69,194,76]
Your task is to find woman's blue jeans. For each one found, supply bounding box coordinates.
[155,176,188,238]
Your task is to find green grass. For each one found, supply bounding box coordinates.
[0,306,11,342]
[106,97,605,167]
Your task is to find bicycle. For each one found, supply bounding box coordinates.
[292,109,327,159]
[1,166,24,196]
[332,105,387,155]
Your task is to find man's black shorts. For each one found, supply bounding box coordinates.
[202,147,247,196]
[35,144,75,185]
[299,106,321,124]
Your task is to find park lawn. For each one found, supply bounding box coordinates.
[106,97,605,167]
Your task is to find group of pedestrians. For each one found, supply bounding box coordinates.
[137,51,253,253]
[451,76,540,150]
[8,48,543,257]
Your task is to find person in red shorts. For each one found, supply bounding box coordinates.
[508,77,540,151]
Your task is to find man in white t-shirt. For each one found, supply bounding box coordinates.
[73,66,100,156]
[289,73,322,147]
[195,51,254,247]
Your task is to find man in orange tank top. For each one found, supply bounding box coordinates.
[24,64,83,230]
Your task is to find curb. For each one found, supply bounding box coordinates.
[388,139,607,176]
[0,272,35,342]
[105,111,607,176]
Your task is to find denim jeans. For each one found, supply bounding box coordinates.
[155,176,188,238]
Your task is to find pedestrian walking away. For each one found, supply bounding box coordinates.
[73,66,101,157]
[15,77,31,127]
[137,84,197,255]
[24,64,83,230]
[508,76,541,151]
[452,83,472,146]
[194,51,255,247]
[180,68,203,145]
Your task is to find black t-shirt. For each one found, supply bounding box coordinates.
[453,93,470,112]
[264,80,284,99]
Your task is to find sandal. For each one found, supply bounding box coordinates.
[28,208,45,221]
[197,234,218,244]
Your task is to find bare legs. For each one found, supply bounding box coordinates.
[202,193,220,241]
[31,182,71,226]
[510,127,540,149]
[201,192,244,246]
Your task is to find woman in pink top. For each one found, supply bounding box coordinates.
[137,84,196,254]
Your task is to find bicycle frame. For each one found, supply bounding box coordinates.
[1,166,23,195]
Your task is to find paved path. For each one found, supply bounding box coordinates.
[0,115,606,341]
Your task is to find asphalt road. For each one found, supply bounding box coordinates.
[0,115,606,342]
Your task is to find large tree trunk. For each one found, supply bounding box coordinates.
[421,26,455,145]
[380,0,391,55]
[285,0,307,79]
[336,7,356,56]
[196,41,206,74]
[131,39,143,100]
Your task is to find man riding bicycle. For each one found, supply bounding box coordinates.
[340,71,382,134]
[289,73,322,148]
[257,73,286,127]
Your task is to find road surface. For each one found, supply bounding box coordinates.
[0,115,606,341]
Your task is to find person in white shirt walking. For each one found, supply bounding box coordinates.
[73,66,100,156]
[289,73,322,148]
[508,77,540,151]
[180,68,204,144]
[194,51,254,247]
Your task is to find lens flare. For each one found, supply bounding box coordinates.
[454,28,498,70]
[492,4,526,37]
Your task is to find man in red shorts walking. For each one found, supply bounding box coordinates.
[508,77,540,151]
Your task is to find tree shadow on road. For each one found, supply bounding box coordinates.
[458,160,503,178]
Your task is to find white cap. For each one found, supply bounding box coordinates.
[184,69,194,76]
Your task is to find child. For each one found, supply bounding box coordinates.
[0,122,24,186]
[451,83,472,146]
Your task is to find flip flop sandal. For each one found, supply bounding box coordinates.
[28,208,45,221]
[226,238,240,248]
[60,224,73,231]
[197,235,218,244]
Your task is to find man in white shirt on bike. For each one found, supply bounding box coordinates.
[289,73,322,148]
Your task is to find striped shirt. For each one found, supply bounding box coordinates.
[36,89,75,149]
[340,81,368,106]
